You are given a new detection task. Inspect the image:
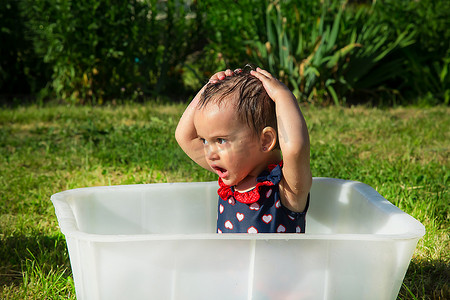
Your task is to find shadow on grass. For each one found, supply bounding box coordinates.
[400,258,450,299]
[0,233,71,288]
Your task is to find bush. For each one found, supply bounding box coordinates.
[20,0,200,104]
[378,0,450,104]
[0,1,50,102]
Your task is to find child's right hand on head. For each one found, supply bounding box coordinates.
[209,69,242,84]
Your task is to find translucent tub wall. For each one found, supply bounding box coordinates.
[51,178,425,300]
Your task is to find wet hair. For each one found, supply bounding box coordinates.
[198,69,278,147]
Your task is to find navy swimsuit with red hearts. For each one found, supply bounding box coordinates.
[216,163,309,234]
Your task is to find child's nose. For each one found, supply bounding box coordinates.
[206,144,219,160]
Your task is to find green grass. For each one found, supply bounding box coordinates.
[0,104,448,299]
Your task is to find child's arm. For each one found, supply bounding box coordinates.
[251,68,312,213]
[175,70,233,171]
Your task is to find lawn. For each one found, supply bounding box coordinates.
[0,104,448,299]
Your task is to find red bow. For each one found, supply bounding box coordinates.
[218,178,274,204]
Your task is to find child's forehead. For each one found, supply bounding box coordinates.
[195,100,250,131]
[208,91,239,107]
[195,108,255,140]
[197,99,236,119]
[199,95,238,114]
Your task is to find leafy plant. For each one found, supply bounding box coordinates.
[378,0,450,104]
[197,0,267,71]
[339,2,417,103]
[246,0,421,105]
[247,1,358,104]
[20,0,199,104]
[0,0,50,101]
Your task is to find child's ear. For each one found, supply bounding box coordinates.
[260,127,277,152]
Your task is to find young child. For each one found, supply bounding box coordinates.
[175,67,312,233]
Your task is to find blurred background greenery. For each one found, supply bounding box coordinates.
[1,0,449,106]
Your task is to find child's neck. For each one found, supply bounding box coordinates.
[234,150,282,192]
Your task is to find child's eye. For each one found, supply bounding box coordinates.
[217,138,226,144]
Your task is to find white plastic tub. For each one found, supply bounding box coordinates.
[51,178,425,300]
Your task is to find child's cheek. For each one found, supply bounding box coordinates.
[220,146,229,156]
[219,142,231,152]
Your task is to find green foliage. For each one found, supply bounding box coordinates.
[0,0,448,105]
[201,0,449,105]
[0,1,50,99]
[198,0,266,67]
[20,0,199,104]
[245,0,419,104]
[379,0,450,104]
[265,1,352,104]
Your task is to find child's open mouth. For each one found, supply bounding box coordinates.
[212,165,228,178]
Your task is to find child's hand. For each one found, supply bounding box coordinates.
[209,68,242,84]
[250,67,294,103]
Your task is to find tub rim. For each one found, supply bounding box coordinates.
[51,177,426,243]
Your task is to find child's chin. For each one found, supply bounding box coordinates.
[221,178,236,186]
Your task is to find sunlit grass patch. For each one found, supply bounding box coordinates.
[0,104,448,299]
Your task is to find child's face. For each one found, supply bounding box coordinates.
[194,102,264,187]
